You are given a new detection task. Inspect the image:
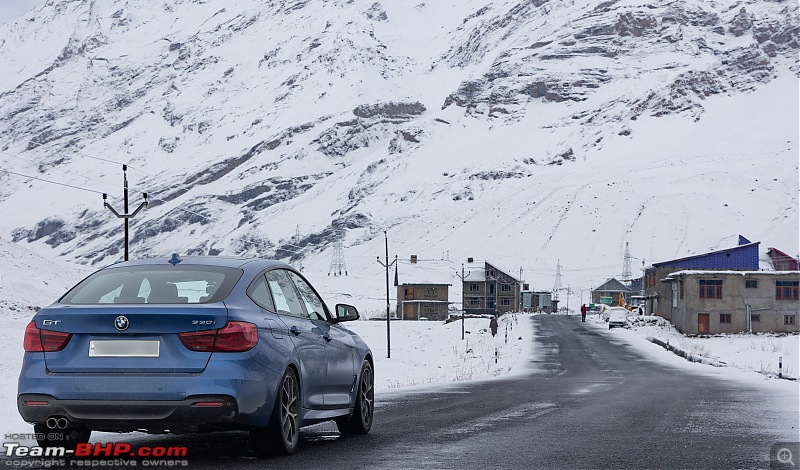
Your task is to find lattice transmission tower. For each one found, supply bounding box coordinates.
[622,242,633,280]
[553,260,563,301]
[328,242,347,276]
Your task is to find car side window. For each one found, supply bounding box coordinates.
[265,269,307,318]
[247,274,276,311]
[288,271,328,322]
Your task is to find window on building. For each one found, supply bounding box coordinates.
[720,313,732,324]
[699,279,722,299]
[469,283,480,292]
[501,284,511,292]
[671,283,678,308]
[776,281,799,300]
[500,298,510,306]
[786,315,796,326]
[469,297,480,306]
[750,314,761,322]
[425,306,436,314]
[745,280,758,289]
[425,287,436,297]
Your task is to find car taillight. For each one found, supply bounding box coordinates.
[23,321,72,352]
[178,321,257,353]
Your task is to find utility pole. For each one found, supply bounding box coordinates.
[518,266,524,312]
[102,165,148,261]
[455,263,470,340]
[376,231,397,358]
[566,285,571,313]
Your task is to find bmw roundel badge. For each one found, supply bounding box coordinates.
[114,316,129,331]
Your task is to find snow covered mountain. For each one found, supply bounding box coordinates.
[0,0,797,310]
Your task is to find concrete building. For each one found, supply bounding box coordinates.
[643,236,760,318]
[592,278,631,306]
[462,260,521,315]
[768,247,800,271]
[395,258,454,321]
[522,291,553,313]
[660,271,799,334]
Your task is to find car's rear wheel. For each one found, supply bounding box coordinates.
[336,360,373,435]
[33,423,91,449]
[251,368,300,456]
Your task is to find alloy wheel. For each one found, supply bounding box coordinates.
[280,372,299,446]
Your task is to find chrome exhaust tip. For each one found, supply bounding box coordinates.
[46,416,69,429]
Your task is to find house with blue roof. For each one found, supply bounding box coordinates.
[643,236,799,334]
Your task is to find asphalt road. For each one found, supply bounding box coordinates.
[7,315,798,469]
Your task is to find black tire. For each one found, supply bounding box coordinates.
[33,423,91,450]
[251,368,301,456]
[336,360,374,435]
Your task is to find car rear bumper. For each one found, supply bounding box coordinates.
[18,394,237,433]
[18,354,282,431]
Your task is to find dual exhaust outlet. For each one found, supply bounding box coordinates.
[46,416,69,430]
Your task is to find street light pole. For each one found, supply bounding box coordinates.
[376,231,397,359]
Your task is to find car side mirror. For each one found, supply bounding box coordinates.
[335,304,359,322]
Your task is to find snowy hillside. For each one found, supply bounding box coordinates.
[0,0,797,309]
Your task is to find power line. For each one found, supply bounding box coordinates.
[0,150,120,191]
[0,168,118,197]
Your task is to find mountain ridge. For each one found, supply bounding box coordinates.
[0,0,797,301]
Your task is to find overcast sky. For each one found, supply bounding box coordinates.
[0,0,44,26]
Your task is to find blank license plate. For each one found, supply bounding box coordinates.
[89,340,160,358]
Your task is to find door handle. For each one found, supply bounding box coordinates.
[322,333,332,342]
[289,326,301,336]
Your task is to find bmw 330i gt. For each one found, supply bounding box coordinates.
[18,255,373,455]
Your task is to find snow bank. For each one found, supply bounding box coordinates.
[587,313,799,380]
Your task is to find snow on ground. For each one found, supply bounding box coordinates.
[346,314,532,392]
[585,311,800,382]
[0,239,793,442]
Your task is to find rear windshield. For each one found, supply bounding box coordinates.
[60,265,243,305]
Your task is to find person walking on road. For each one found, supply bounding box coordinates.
[489,315,499,337]
[580,304,587,322]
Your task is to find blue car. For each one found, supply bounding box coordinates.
[18,255,374,455]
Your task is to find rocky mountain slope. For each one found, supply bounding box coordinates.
[0,0,797,302]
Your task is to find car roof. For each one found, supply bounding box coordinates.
[102,256,292,271]
[606,307,630,312]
